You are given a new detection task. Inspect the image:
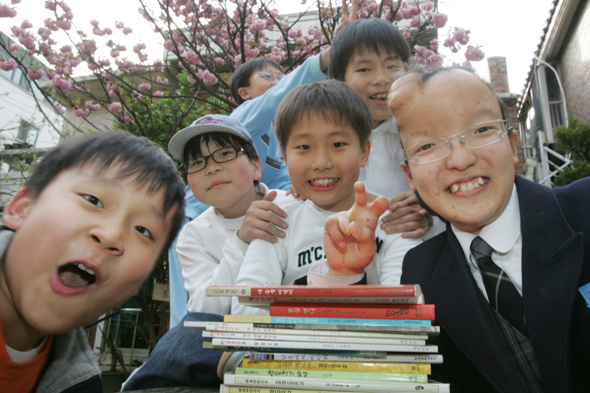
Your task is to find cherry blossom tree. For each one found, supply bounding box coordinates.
[0,0,482,144]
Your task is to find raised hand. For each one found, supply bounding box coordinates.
[380,191,429,238]
[324,182,389,276]
[237,191,288,244]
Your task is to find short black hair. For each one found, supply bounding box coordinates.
[274,79,372,152]
[329,18,411,81]
[230,58,282,105]
[26,132,185,250]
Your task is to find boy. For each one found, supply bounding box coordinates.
[329,17,436,238]
[327,68,590,392]
[232,79,422,317]
[0,132,185,392]
[167,0,356,327]
[168,114,289,315]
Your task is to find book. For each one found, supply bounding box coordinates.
[241,358,432,374]
[238,295,425,306]
[203,340,384,357]
[207,338,438,353]
[185,320,440,335]
[234,366,429,383]
[270,303,435,321]
[222,372,450,392]
[206,284,422,298]
[223,315,432,327]
[247,352,444,364]
[186,321,429,340]
[220,386,443,393]
[202,330,426,346]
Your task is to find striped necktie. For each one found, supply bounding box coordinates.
[471,236,526,335]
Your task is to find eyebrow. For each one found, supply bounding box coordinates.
[89,172,167,220]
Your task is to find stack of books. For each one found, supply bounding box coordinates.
[187,284,448,393]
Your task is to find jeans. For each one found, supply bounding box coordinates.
[121,312,224,390]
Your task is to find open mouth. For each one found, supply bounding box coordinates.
[370,93,388,101]
[58,262,96,287]
[448,177,488,193]
[308,178,339,187]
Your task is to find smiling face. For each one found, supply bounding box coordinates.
[388,70,519,233]
[239,65,284,101]
[344,48,405,129]
[1,164,177,336]
[282,111,370,212]
[187,139,261,218]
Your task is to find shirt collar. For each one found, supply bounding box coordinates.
[452,183,521,258]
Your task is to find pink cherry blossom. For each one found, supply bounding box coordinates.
[0,4,17,17]
[138,83,151,92]
[0,58,17,71]
[108,102,122,113]
[85,101,100,111]
[465,46,485,62]
[27,68,44,80]
[73,107,89,117]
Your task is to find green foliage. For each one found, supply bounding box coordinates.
[553,116,590,186]
[552,161,590,187]
[554,116,590,162]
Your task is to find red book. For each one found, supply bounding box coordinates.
[269,303,435,321]
[206,284,422,298]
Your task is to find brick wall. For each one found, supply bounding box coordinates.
[558,0,590,124]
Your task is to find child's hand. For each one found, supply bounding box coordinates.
[286,184,307,201]
[380,191,429,238]
[320,0,358,71]
[324,182,389,276]
[237,191,288,244]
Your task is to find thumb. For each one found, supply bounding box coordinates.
[263,190,277,202]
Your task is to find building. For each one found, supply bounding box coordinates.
[517,0,590,184]
[0,32,63,206]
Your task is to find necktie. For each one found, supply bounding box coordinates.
[471,236,526,335]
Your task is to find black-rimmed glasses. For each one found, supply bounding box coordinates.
[184,146,244,174]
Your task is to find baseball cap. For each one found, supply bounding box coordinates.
[168,114,253,162]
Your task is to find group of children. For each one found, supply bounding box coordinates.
[1,1,588,392]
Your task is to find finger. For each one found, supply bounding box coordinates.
[341,0,349,19]
[401,227,428,239]
[369,195,390,216]
[353,181,368,206]
[262,190,277,202]
[383,205,427,222]
[389,190,416,206]
[325,215,348,249]
[350,0,358,21]
[349,221,374,242]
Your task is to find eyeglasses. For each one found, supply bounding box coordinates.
[405,120,509,165]
[184,146,244,174]
[256,70,285,82]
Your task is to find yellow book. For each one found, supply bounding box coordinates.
[241,358,431,374]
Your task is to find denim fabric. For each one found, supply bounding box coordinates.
[121,312,224,390]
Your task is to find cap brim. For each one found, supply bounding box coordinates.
[168,124,251,162]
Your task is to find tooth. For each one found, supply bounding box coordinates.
[76,263,95,276]
[467,183,474,191]
[460,184,467,192]
[451,184,459,193]
[478,177,485,185]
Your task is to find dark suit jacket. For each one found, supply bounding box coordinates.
[401,176,590,393]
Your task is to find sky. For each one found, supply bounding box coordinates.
[4,0,556,95]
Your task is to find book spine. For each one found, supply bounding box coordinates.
[210,338,438,353]
[241,358,432,374]
[224,315,432,326]
[223,373,448,392]
[247,352,444,364]
[220,386,397,393]
[270,303,435,321]
[238,296,425,305]
[202,330,426,346]
[251,323,440,334]
[234,367,429,383]
[206,284,421,297]
[197,322,429,340]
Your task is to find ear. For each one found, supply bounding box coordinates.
[509,131,520,165]
[360,140,371,168]
[252,158,262,181]
[401,161,417,192]
[238,87,252,101]
[2,187,34,231]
